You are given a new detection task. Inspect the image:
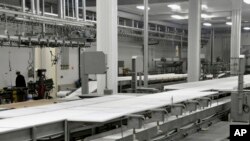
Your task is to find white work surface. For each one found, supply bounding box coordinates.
[0,75,249,134]
[0,95,135,118]
[164,75,250,91]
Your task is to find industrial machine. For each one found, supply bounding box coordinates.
[126,56,159,93]
[0,87,28,104]
[80,51,108,94]
[27,69,54,99]
[231,56,250,122]
[153,57,183,74]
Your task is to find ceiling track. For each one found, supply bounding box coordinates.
[0,35,91,48]
[0,7,210,48]
[0,8,94,27]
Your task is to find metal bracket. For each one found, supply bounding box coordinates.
[151,109,167,134]
[171,104,186,118]
[127,114,145,141]
[151,109,167,122]
[197,97,212,109]
[127,114,145,129]
[184,100,199,112]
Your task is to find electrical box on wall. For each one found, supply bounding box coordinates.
[81,52,106,74]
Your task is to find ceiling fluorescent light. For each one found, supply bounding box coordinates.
[202,4,208,10]
[171,15,186,20]
[226,22,232,26]
[244,27,250,30]
[168,4,181,10]
[201,14,213,19]
[203,22,212,27]
[244,0,250,4]
[136,6,150,10]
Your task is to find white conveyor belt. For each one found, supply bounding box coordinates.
[0,75,249,134]
[164,75,250,91]
[0,95,135,118]
[118,73,187,82]
[64,74,187,98]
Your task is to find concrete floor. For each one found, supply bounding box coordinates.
[181,121,230,141]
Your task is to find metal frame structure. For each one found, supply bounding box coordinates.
[0,91,231,141]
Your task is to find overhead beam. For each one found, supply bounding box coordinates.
[86,0,187,7]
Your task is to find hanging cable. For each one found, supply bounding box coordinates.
[27,50,34,78]
[8,50,12,72]
[8,48,13,87]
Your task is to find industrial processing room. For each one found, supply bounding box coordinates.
[0,0,250,141]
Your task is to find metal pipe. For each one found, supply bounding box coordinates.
[180,35,183,59]
[36,0,40,15]
[72,0,75,18]
[75,0,79,21]
[143,0,149,87]
[132,56,138,93]
[31,0,35,14]
[67,0,69,16]
[42,23,45,35]
[58,0,63,18]
[22,0,26,13]
[210,28,214,66]
[63,0,66,19]
[42,0,44,16]
[82,0,86,21]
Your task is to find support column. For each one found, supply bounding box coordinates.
[36,0,40,15]
[210,28,214,64]
[42,0,45,16]
[63,0,66,19]
[58,0,63,18]
[22,0,26,13]
[72,0,75,18]
[31,0,35,14]
[75,0,79,21]
[82,0,86,21]
[188,0,201,82]
[97,0,118,94]
[143,0,149,87]
[230,0,242,75]
[67,0,69,16]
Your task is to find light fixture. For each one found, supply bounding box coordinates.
[171,15,186,20]
[201,14,213,19]
[244,0,250,4]
[244,27,250,30]
[202,4,208,10]
[136,5,150,10]
[226,22,232,26]
[203,22,212,27]
[168,4,181,10]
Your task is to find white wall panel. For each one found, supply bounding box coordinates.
[0,47,30,88]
